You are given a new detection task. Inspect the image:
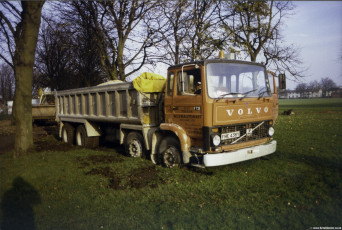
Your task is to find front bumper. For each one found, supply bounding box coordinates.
[203,140,277,167]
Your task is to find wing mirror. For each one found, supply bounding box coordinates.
[278,73,286,91]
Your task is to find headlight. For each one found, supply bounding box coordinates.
[212,135,221,146]
[268,127,275,136]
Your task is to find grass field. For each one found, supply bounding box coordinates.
[1,98,342,229]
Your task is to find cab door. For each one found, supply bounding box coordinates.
[169,67,204,147]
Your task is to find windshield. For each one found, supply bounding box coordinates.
[206,62,270,99]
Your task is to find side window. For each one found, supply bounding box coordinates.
[177,69,201,95]
[167,73,174,96]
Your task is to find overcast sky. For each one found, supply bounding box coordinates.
[284,1,342,89]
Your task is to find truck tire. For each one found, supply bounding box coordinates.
[159,137,182,168]
[62,123,75,144]
[125,132,145,158]
[76,125,99,148]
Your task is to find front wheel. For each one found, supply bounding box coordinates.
[159,137,182,168]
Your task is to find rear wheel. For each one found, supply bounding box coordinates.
[159,137,182,168]
[76,125,99,148]
[61,123,75,144]
[125,132,145,158]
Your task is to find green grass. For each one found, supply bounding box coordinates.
[1,98,342,229]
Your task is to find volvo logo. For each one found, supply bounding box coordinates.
[226,107,269,116]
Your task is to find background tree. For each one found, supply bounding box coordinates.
[295,83,307,98]
[59,0,159,81]
[0,1,45,156]
[307,80,321,93]
[219,0,306,79]
[320,77,337,97]
[152,0,224,65]
[71,14,105,87]
[0,1,20,68]
[0,63,15,104]
[185,0,222,61]
[155,0,193,65]
[34,15,105,91]
[35,19,76,90]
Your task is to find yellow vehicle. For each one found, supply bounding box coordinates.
[32,91,56,123]
[56,52,285,167]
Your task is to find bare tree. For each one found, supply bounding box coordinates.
[219,0,306,78]
[0,1,45,156]
[154,0,193,65]
[185,0,222,61]
[307,80,321,92]
[149,0,224,65]
[71,16,106,87]
[295,83,307,98]
[35,15,105,91]
[0,1,21,68]
[60,1,159,81]
[0,63,15,114]
[35,19,76,90]
[0,63,15,103]
[321,77,337,97]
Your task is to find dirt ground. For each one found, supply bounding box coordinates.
[0,119,166,190]
[0,119,68,154]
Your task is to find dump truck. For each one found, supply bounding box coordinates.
[55,51,285,167]
[32,91,56,122]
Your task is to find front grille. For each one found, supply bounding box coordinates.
[219,120,271,145]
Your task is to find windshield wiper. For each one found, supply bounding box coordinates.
[239,89,258,100]
[215,92,241,101]
[258,90,270,99]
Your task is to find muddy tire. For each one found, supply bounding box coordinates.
[76,125,99,148]
[159,137,182,168]
[125,132,145,158]
[62,123,75,144]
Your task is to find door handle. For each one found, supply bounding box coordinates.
[172,106,178,110]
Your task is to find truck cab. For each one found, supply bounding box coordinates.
[161,54,281,167]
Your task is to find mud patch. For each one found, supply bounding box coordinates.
[85,165,165,190]
[35,139,75,152]
[0,121,63,154]
[125,166,164,189]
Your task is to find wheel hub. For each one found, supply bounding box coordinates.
[129,140,141,157]
[163,147,177,167]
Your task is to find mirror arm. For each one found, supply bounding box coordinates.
[181,63,199,93]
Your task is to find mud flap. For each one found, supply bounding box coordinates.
[182,151,190,164]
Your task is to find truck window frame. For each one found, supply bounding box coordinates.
[176,68,201,96]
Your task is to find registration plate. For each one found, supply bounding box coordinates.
[221,131,240,140]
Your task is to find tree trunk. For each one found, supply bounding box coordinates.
[13,1,44,157]
[117,39,125,80]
